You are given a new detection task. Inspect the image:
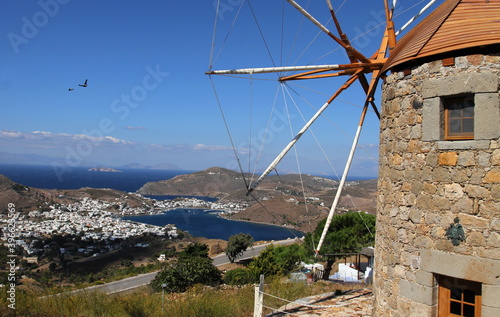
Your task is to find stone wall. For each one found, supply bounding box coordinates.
[373,53,500,316]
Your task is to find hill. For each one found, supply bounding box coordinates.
[0,174,57,212]
[138,167,378,231]
[0,174,155,213]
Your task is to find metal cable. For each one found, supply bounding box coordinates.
[208,76,249,189]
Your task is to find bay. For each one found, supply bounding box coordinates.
[124,209,304,241]
[145,195,218,202]
[1,164,305,241]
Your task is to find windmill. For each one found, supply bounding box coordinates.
[206,0,440,255]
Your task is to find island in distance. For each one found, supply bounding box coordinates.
[138,167,378,232]
[87,167,123,172]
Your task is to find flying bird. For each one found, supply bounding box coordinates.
[68,88,74,91]
[79,79,88,87]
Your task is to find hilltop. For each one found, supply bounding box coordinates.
[0,174,56,212]
[138,167,378,231]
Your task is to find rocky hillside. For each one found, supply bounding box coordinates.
[138,167,249,199]
[139,167,378,231]
[0,174,57,212]
[0,175,154,213]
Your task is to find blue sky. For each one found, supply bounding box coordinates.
[0,0,444,177]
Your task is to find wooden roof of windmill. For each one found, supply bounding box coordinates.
[383,0,500,72]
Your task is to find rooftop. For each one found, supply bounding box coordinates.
[383,0,500,71]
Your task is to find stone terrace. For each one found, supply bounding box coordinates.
[267,288,373,317]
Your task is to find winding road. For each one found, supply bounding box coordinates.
[73,238,299,294]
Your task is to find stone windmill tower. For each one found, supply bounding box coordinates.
[373,0,500,316]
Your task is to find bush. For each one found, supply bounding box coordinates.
[151,256,221,293]
[224,268,254,285]
[179,242,209,259]
[248,244,304,279]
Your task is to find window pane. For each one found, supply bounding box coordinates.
[463,304,475,317]
[449,119,461,133]
[464,290,475,303]
[451,288,462,300]
[450,301,462,314]
[439,275,481,317]
[443,95,475,140]
[449,108,462,118]
[463,119,474,133]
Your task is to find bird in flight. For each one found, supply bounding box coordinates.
[78,79,88,87]
[68,88,74,91]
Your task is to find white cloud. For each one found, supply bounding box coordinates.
[0,130,235,169]
[1,130,134,145]
[0,130,376,175]
[193,144,233,151]
[0,130,24,138]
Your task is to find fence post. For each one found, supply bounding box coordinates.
[253,274,264,317]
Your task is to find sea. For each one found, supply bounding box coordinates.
[0,163,188,192]
[124,209,303,241]
[0,164,304,241]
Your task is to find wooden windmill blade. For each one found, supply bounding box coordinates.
[242,0,396,195]
[314,0,400,253]
[246,68,364,194]
[206,0,436,254]
[284,0,371,63]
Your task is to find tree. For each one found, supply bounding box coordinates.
[304,212,376,279]
[151,256,221,293]
[179,242,209,258]
[225,233,254,263]
[248,244,304,280]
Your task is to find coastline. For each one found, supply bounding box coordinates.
[122,208,304,241]
[125,208,304,233]
[216,211,304,232]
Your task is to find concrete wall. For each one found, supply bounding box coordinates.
[373,53,500,317]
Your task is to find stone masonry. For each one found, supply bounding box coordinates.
[373,53,500,316]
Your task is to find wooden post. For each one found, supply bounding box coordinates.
[161,283,166,315]
[253,275,264,317]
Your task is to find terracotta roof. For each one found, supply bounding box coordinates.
[383,0,500,71]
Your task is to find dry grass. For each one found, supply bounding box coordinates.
[0,279,368,317]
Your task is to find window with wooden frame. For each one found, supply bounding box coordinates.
[438,275,482,317]
[443,95,474,140]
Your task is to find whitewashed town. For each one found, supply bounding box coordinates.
[0,195,248,257]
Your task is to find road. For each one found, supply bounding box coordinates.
[74,238,299,294]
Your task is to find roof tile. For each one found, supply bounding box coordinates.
[383,0,500,71]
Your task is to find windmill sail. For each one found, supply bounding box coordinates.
[207,0,438,255]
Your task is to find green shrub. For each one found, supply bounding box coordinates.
[151,256,221,293]
[224,268,254,285]
[248,244,304,279]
